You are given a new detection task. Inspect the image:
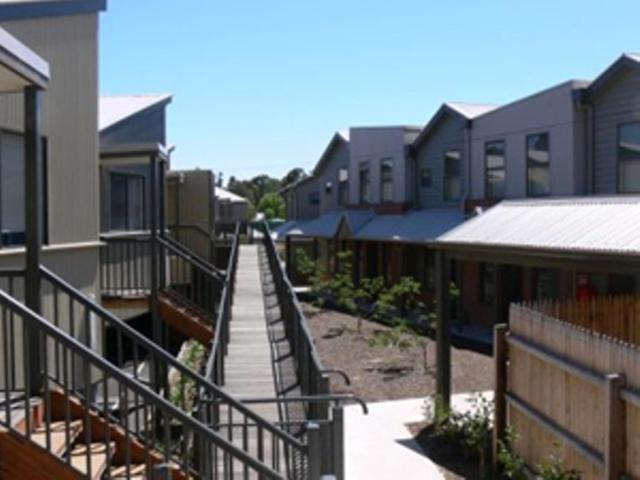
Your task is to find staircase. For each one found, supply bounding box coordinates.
[0,285,287,479]
[158,290,215,345]
[0,389,187,479]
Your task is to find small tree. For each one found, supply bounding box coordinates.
[256,192,285,219]
[368,317,431,373]
[374,276,424,321]
[324,250,358,314]
[354,276,385,332]
[295,248,325,301]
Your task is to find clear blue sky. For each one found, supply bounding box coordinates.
[101,0,640,181]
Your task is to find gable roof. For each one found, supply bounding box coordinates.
[99,94,172,132]
[588,53,640,94]
[0,0,106,21]
[312,131,350,176]
[215,186,247,203]
[413,102,498,149]
[0,26,49,90]
[437,196,640,257]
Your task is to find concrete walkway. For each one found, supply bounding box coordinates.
[223,244,278,421]
[344,392,493,480]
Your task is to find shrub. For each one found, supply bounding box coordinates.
[536,447,581,480]
[497,427,526,480]
[423,393,494,478]
[374,276,424,321]
[368,317,431,373]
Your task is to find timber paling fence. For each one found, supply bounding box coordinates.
[494,297,640,480]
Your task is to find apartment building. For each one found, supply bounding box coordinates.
[282,53,640,332]
[0,0,105,293]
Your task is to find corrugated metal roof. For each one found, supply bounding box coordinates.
[437,197,640,256]
[215,187,247,203]
[99,94,172,131]
[355,209,465,243]
[285,210,373,238]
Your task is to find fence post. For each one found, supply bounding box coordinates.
[604,372,625,480]
[307,422,322,480]
[493,323,508,473]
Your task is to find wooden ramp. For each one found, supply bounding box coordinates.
[224,244,279,420]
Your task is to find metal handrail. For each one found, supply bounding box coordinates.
[38,264,304,451]
[160,233,225,279]
[0,286,284,479]
[234,394,369,415]
[204,222,241,386]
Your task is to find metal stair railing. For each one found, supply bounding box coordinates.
[37,262,307,476]
[0,286,285,479]
[168,223,218,266]
[203,222,240,386]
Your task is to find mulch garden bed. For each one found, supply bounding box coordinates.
[303,302,493,402]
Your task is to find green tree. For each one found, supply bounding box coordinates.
[256,192,285,219]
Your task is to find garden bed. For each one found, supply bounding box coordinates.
[303,303,493,402]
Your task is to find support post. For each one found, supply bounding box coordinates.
[493,323,508,472]
[604,373,625,480]
[435,249,451,407]
[285,235,292,280]
[307,422,322,480]
[332,405,345,480]
[24,86,43,395]
[149,155,163,392]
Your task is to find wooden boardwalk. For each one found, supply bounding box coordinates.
[224,244,279,421]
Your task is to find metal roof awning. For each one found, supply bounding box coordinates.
[284,210,374,239]
[0,27,49,91]
[436,197,640,266]
[355,209,465,243]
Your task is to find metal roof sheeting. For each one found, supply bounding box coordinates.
[285,210,374,238]
[215,186,247,203]
[437,197,640,256]
[355,209,464,243]
[99,94,172,131]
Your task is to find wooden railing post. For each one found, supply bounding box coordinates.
[493,323,508,473]
[604,372,625,480]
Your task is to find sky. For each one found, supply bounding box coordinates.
[101,0,640,182]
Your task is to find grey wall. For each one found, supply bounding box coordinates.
[414,113,467,208]
[470,81,585,199]
[592,68,640,194]
[348,126,418,205]
[291,178,320,220]
[316,139,350,214]
[0,13,100,246]
[101,106,167,147]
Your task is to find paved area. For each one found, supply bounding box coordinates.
[224,244,279,421]
[344,392,493,480]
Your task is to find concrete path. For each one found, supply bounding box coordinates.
[223,244,279,421]
[344,392,493,480]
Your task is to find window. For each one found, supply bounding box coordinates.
[485,140,506,198]
[337,167,349,206]
[0,132,48,247]
[618,122,640,193]
[308,191,320,205]
[479,264,496,305]
[359,162,370,204]
[420,168,432,187]
[443,150,461,201]
[526,133,550,197]
[380,158,393,203]
[110,172,145,231]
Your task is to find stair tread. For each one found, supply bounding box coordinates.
[109,463,147,478]
[32,419,83,455]
[69,441,115,478]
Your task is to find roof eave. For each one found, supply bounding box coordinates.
[0,0,107,21]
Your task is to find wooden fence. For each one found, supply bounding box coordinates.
[494,299,640,479]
